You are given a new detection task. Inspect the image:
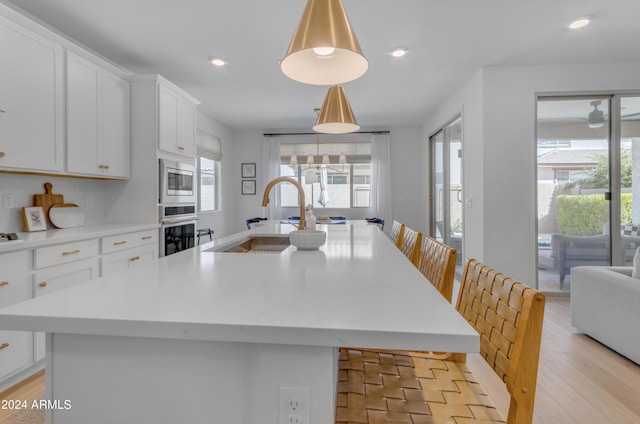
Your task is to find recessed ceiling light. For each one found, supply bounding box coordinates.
[209,56,227,67]
[390,47,408,58]
[569,17,591,29]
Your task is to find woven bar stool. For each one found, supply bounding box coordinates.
[389,220,404,249]
[398,226,422,267]
[336,259,546,424]
[417,236,457,302]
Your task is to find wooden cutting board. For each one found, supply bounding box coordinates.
[33,183,64,226]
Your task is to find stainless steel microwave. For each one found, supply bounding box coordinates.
[159,159,196,204]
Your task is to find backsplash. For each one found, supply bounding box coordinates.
[0,173,111,233]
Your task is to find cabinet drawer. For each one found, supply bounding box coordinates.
[101,244,157,276]
[34,239,99,269]
[0,250,32,308]
[0,330,33,380]
[33,257,100,298]
[101,230,157,254]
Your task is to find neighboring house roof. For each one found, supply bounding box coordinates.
[537,148,606,166]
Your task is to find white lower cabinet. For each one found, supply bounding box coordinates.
[0,251,33,380]
[101,243,157,276]
[33,257,100,361]
[0,226,158,385]
[101,229,158,276]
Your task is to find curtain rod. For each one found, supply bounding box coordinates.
[263,130,390,136]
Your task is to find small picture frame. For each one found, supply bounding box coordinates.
[241,163,256,178]
[242,180,256,195]
[22,206,47,232]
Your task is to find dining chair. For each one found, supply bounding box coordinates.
[389,220,404,249]
[196,228,214,245]
[398,226,422,267]
[417,236,457,302]
[246,217,267,229]
[336,258,546,424]
[365,218,384,230]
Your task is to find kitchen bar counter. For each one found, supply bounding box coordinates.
[0,222,478,424]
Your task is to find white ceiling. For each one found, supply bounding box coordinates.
[3,0,640,131]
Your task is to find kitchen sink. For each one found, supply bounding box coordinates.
[205,236,291,253]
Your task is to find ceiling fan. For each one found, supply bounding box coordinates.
[587,100,640,128]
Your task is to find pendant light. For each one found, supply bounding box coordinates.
[281,0,368,85]
[313,85,359,134]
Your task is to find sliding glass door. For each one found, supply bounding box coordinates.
[536,94,640,293]
[430,117,463,264]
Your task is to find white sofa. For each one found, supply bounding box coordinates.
[571,266,640,365]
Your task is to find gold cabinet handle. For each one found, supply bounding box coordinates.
[98,164,105,169]
[0,343,9,350]
[0,281,9,287]
[141,236,152,240]
[0,152,5,158]
[178,146,185,151]
[39,282,47,288]
[129,256,140,262]
[113,241,127,245]
[62,249,81,256]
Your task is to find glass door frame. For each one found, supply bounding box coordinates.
[535,92,640,290]
[429,115,463,256]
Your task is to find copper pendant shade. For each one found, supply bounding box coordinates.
[313,85,359,134]
[281,0,368,85]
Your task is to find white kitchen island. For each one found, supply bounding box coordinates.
[0,222,478,424]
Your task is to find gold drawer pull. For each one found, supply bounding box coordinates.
[129,256,140,262]
[39,282,47,288]
[178,146,185,151]
[0,152,5,158]
[0,343,9,350]
[0,281,9,287]
[141,236,152,240]
[113,241,128,245]
[99,164,110,169]
[62,249,81,256]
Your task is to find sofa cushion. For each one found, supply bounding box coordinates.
[633,247,640,278]
[622,224,640,236]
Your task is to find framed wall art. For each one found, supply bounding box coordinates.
[241,163,256,178]
[241,180,256,195]
[22,206,47,232]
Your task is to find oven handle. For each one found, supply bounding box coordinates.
[161,216,198,225]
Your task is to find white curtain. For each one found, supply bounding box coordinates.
[262,135,282,219]
[369,133,392,231]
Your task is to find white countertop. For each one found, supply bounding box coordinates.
[0,223,160,253]
[0,222,479,352]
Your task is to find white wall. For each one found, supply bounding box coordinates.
[424,61,640,287]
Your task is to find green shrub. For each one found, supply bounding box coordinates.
[556,193,633,235]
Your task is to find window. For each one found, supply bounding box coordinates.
[196,130,223,212]
[198,157,219,211]
[279,141,371,209]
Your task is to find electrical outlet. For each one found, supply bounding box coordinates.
[279,386,309,424]
[3,194,14,210]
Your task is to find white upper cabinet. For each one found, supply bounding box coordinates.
[0,15,64,173]
[66,51,130,179]
[158,83,197,158]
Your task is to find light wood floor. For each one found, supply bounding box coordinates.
[467,298,640,424]
[0,370,44,422]
[1,299,639,423]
